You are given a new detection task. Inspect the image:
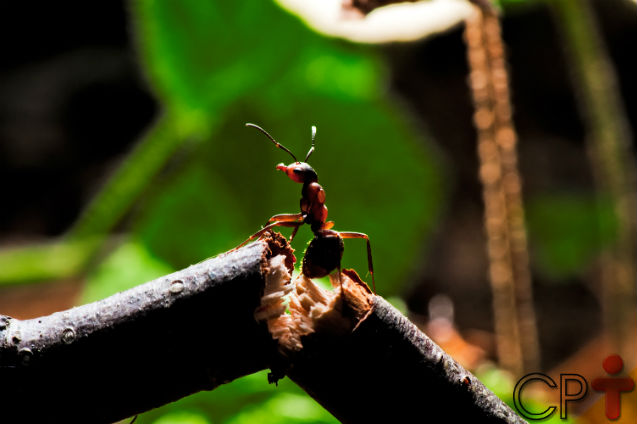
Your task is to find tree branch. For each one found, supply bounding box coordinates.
[0,238,289,424]
[1,234,525,423]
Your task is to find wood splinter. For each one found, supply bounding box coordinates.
[256,256,373,356]
[256,253,524,423]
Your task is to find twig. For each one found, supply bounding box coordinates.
[0,239,281,424]
[1,234,525,423]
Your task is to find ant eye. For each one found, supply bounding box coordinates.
[293,168,302,174]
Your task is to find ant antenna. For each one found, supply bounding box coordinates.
[246,123,298,162]
[304,125,316,162]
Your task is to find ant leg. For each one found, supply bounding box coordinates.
[263,213,305,242]
[289,225,301,243]
[337,232,376,294]
[236,221,303,249]
[264,213,304,226]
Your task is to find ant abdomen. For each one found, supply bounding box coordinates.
[302,234,344,279]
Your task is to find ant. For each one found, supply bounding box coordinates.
[237,123,375,293]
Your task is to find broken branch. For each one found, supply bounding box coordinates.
[1,234,524,423]
[0,239,285,424]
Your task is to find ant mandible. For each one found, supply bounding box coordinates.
[237,123,375,293]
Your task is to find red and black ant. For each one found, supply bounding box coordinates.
[237,123,375,293]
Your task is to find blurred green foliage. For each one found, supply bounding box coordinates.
[85,0,443,421]
[96,0,444,296]
[526,193,617,280]
[131,371,337,424]
[0,238,101,285]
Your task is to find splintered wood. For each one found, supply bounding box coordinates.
[256,255,373,355]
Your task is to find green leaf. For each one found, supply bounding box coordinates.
[134,0,304,122]
[135,161,250,266]
[225,392,337,424]
[526,192,617,280]
[133,371,325,424]
[153,411,211,424]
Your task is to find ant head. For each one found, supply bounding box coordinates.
[245,123,318,184]
[276,162,318,184]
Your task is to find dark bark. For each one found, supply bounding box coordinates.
[0,235,525,423]
[286,295,526,423]
[0,240,275,424]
